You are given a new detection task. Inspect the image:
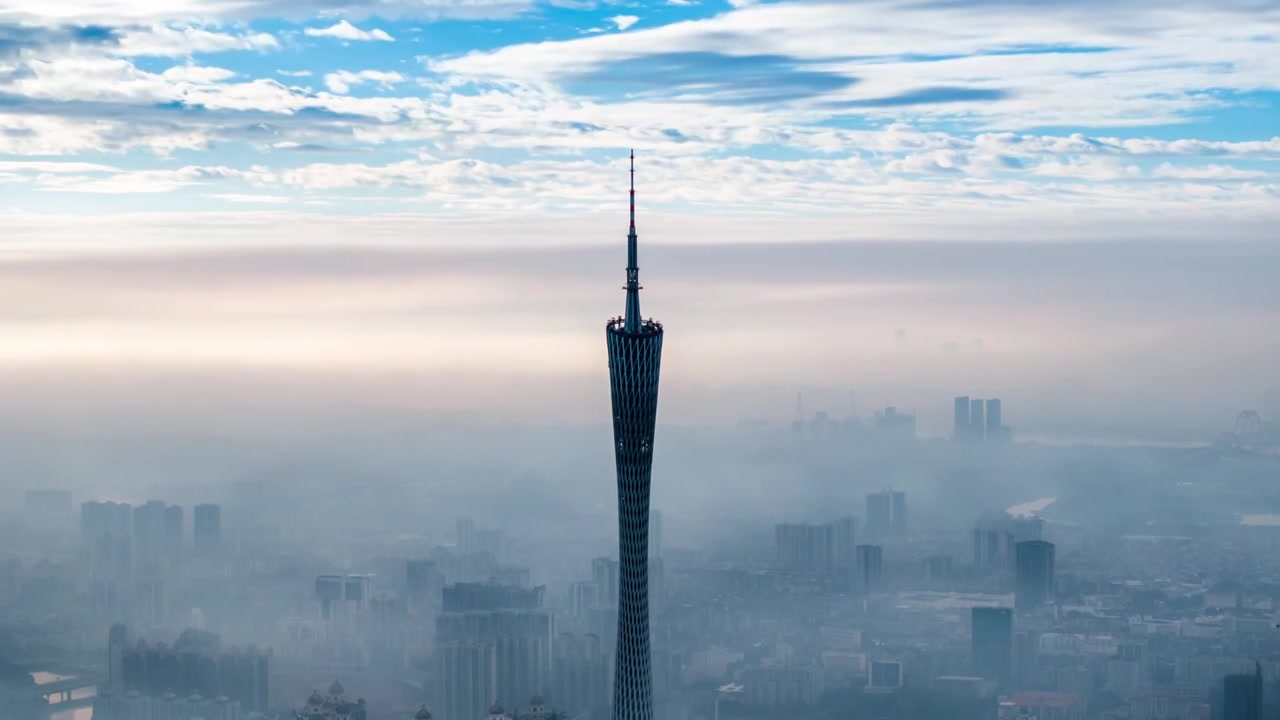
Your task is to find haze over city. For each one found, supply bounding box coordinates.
[0,0,1278,718]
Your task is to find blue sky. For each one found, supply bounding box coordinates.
[0,0,1274,226]
[0,0,1277,433]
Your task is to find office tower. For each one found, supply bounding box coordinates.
[443,582,544,612]
[194,503,221,555]
[1013,516,1044,543]
[316,575,344,620]
[108,623,128,691]
[592,557,620,608]
[457,517,476,554]
[164,504,183,559]
[866,491,893,537]
[132,500,166,545]
[971,607,1013,687]
[605,151,663,720]
[440,640,495,720]
[891,491,907,535]
[436,582,554,720]
[986,399,1002,439]
[830,516,857,570]
[554,633,610,718]
[649,510,663,560]
[1224,663,1262,720]
[970,399,986,441]
[1014,540,1055,613]
[775,523,835,574]
[954,396,971,440]
[83,501,129,548]
[856,545,883,592]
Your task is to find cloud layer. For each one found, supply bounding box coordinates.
[0,0,1276,437]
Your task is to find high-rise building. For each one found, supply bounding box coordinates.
[649,510,663,560]
[866,492,893,537]
[830,516,857,570]
[954,397,971,440]
[605,151,663,720]
[591,557,619,608]
[82,500,132,544]
[440,641,497,720]
[969,399,986,441]
[775,523,835,574]
[971,607,1013,687]
[164,504,183,559]
[119,629,269,712]
[108,623,128,691]
[457,518,476,554]
[856,545,883,592]
[436,581,554,720]
[194,503,221,555]
[1223,663,1263,720]
[891,491,907,535]
[986,399,1002,439]
[442,582,544,613]
[1014,540,1055,613]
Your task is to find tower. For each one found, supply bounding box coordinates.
[606,150,664,720]
[953,397,970,441]
[969,399,986,441]
[194,503,221,555]
[1014,540,1055,613]
[1224,662,1263,720]
[971,607,1013,687]
[985,398,1002,439]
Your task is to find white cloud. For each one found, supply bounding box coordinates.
[610,15,639,31]
[431,0,1280,128]
[1151,162,1270,180]
[160,65,237,83]
[323,69,406,93]
[0,0,533,24]
[305,20,394,42]
[114,25,279,56]
[36,166,255,193]
[210,193,292,203]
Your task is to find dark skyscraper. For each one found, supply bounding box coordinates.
[954,396,970,440]
[971,607,1013,687]
[606,151,663,720]
[891,491,907,535]
[867,491,893,537]
[194,503,221,555]
[164,504,183,559]
[1224,663,1263,720]
[1014,540,1056,613]
[856,544,883,592]
[970,398,986,441]
[986,398,1002,439]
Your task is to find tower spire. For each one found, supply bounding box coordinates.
[624,149,642,332]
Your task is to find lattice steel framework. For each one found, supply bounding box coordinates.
[606,150,663,720]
